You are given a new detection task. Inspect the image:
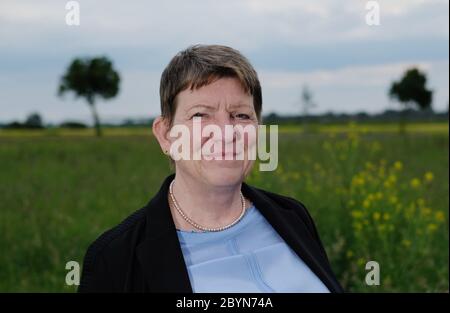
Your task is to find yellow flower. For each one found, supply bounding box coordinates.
[353,222,363,231]
[388,174,397,184]
[394,161,403,171]
[424,172,434,183]
[427,223,438,233]
[435,211,445,222]
[417,198,426,207]
[377,224,386,232]
[351,210,364,219]
[421,207,432,216]
[383,213,391,221]
[376,192,383,200]
[363,199,371,209]
[389,196,398,205]
[357,258,365,267]
[373,212,381,221]
[352,176,365,187]
[401,239,412,248]
[410,178,421,189]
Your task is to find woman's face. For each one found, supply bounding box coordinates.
[169,77,258,187]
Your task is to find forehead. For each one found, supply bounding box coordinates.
[176,77,253,109]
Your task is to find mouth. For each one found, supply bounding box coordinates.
[203,151,238,159]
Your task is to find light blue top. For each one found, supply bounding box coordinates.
[176,204,330,293]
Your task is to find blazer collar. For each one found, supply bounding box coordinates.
[136,173,342,293]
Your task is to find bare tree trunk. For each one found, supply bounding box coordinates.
[88,102,102,137]
[399,105,410,135]
[399,109,406,134]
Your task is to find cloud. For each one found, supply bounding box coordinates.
[261,61,434,88]
[0,0,448,122]
[260,60,449,114]
[1,0,448,50]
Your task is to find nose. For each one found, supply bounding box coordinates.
[215,113,236,145]
[201,112,238,157]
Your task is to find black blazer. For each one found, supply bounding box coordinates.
[78,173,344,293]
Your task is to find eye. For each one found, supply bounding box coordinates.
[191,112,207,119]
[233,113,251,120]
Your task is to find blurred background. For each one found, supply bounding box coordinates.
[0,0,448,292]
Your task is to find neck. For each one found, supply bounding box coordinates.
[168,172,251,231]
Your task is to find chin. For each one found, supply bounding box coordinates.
[201,163,245,187]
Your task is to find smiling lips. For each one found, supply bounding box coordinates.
[203,150,239,159]
[206,153,236,159]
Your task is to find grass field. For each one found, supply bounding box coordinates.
[0,122,448,292]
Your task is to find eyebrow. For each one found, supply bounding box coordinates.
[228,102,252,110]
[186,104,216,112]
[185,102,252,113]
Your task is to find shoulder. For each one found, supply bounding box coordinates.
[78,205,148,292]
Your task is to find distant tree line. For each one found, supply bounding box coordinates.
[0,112,88,129]
[1,64,447,130]
[2,112,45,129]
[1,109,448,130]
[262,108,448,125]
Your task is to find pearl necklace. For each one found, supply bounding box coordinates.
[169,180,247,232]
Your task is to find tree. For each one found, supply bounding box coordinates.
[301,84,317,117]
[389,68,433,111]
[298,84,317,132]
[24,112,44,129]
[58,56,120,136]
[389,68,433,133]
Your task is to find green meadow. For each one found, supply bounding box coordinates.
[0,122,448,292]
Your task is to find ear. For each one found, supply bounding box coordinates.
[152,116,172,155]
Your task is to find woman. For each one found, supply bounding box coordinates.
[79,45,343,293]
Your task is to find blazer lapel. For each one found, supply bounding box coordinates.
[136,174,193,292]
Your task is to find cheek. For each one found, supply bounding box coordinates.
[239,124,258,151]
[246,129,258,148]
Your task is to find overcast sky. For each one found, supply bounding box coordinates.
[0,0,448,124]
